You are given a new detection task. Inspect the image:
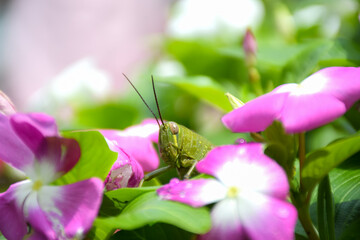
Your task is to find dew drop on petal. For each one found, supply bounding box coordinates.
[277,208,291,219]
[235,138,246,144]
[170,178,180,185]
[185,182,192,189]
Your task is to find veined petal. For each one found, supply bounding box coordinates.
[10,113,59,156]
[237,192,297,240]
[222,92,288,133]
[25,191,57,239]
[300,67,360,109]
[281,92,346,133]
[26,230,49,240]
[105,147,144,190]
[0,114,33,170]
[0,181,30,239]
[37,178,104,238]
[0,90,16,115]
[197,144,289,200]
[157,178,227,207]
[199,198,245,240]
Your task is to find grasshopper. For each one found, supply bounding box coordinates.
[124,74,214,182]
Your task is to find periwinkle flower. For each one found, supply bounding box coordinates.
[222,67,360,133]
[100,118,159,172]
[0,113,103,239]
[157,144,297,240]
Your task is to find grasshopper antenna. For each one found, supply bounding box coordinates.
[123,73,161,127]
[151,75,165,126]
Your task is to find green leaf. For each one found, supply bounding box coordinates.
[86,223,115,240]
[263,121,297,179]
[281,40,331,84]
[301,134,360,192]
[95,191,211,234]
[75,102,138,129]
[319,39,360,67]
[158,76,231,112]
[306,155,360,239]
[110,223,193,240]
[166,39,246,81]
[330,153,360,203]
[99,187,159,217]
[55,130,118,185]
[337,201,360,240]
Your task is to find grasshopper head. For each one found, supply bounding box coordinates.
[159,121,180,166]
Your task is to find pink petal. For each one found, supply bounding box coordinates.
[26,231,48,240]
[202,193,297,240]
[222,92,288,133]
[25,193,57,239]
[100,127,159,172]
[10,113,58,155]
[105,147,144,190]
[199,198,245,240]
[157,178,227,207]
[239,193,297,240]
[36,136,81,175]
[300,67,360,109]
[280,92,346,133]
[0,114,33,170]
[37,178,104,238]
[124,118,159,143]
[197,144,290,200]
[0,182,28,239]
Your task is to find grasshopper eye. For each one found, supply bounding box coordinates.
[169,122,179,135]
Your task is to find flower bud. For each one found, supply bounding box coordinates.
[225,93,244,109]
[243,28,257,66]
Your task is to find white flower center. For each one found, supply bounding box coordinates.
[227,186,239,198]
[32,180,43,191]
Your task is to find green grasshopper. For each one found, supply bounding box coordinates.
[124,74,214,182]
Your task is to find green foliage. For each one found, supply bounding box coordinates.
[158,76,232,112]
[109,223,193,240]
[263,121,297,179]
[302,134,360,194]
[95,191,211,235]
[74,102,138,129]
[55,130,118,185]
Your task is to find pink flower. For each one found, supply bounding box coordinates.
[222,67,360,133]
[0,113,103,239]
[157,144,297,240]
[100,118,159,172]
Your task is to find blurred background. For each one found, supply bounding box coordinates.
[0,0,359,148]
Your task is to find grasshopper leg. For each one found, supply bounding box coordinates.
[139,165,173,187]
[184,160,197,179]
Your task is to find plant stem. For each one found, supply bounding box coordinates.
[292,132,320,240]
[298,132,306,191]
[297,202,320,240]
